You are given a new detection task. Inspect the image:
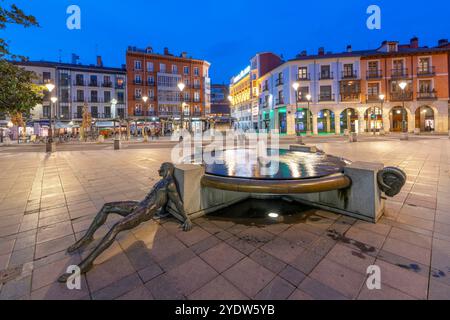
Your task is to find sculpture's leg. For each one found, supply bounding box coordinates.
[67,201,139,253]
[59,208,152,283]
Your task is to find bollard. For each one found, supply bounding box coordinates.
[114,139,121,150]
[349,132,358,143]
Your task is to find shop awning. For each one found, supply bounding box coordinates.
[95,121,115,128]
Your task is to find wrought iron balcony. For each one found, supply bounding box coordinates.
[417,66,436,77]
[390,91,413,101]
[102,82,113,88]
[417,90,437,100]
[391,68,409,79]
[74,80,86,86]
[340,93,360,102]
[297,73,311,81]
[319,94,335,102]
[276,78,284,86]
[366,94,384,103]
[88,82,98,87]
[366,70,383,79]
[319,72,334,80]
[341,71,358,79]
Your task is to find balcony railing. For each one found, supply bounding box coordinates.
[417,90,437,100]
[340,93,360,102]
[102,82,113,88]
[366,94,383,103]
[417,66,436,77]
[133,80,143,85]
[318,93,335,102]
[133,111,157,117]
[297,73,311,81]
[341,71,358,79]
[74,80,86,86]
[366,70,383,79]
[74,97,86,103]
[276,78,284,86]
[275,98,285,105]
[390,91,413,101]
[73,113,83,119]
[391,68,409,79]
[263,86,269,92]
[88,82,98,87]
[116,84,125,89]
[319,72,334,80]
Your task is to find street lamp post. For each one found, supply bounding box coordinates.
[177,82,186,132]
[292,82,303,144]
[45,83,56,153]
[399,81,408,140]
[306,94,312,136]
[379,94,385,135]
[111,98,120,150]
[142,96,148,142]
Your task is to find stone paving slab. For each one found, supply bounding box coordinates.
[0,137,449,300]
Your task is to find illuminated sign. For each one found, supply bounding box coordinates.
[231,66,251,84]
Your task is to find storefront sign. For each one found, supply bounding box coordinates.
[231,66,251,84]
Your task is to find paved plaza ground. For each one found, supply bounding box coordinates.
[0,135,449,300]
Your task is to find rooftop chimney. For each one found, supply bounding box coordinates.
[181,52,187,58]
[438,39,449,47]
[318,47,325,56]
[346,45,352,53]
[301,50,307,56]
[164,47,169,55]
[146,47,153,53]
[96,55,103,67]
[410,37,419,48]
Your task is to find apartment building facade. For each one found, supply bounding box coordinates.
[257,38,450,135]
[14,59,127,131]
[229,53,283,130]
[126,46,211,132]
[210,84,231,129]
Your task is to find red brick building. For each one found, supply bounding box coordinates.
[126,46,211,132]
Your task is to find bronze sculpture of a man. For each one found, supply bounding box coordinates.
[58,162,192,282]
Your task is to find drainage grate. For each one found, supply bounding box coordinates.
[0,266,23,284]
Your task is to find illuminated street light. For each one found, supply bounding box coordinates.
[45,83,55,93]
[305,94,312,136]
[398,81,408,140]
[379,94,385,134]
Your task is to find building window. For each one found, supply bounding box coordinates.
[135,88,142,99]
[147,76,154,85]
[117,92,124,103]
[419,80,433,93]
[184,66,189,75]
[194,67,199,76]
[89,75,98,86]
[160,63,166,73]
[91,106,98,118]
[194,92,200,102]
[320,86,332,100]
[367,83,380,97]
[172,65,178,74]
[43,106,50,118]
[418,58,431,73]
[343,64,354,78]
[298,67,308,80]
[393,59,404,74]
[76,90,84,102]
[90,91,98,103]
[104,91,111,103]
[135,60,142,70]
[75,74,84,86]
[147,62,154,72]
[104,106,111,118]
[320,65,331,79]
[135,74,141,84]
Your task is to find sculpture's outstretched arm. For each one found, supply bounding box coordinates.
[167,182,192,231]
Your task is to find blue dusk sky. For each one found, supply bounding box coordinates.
[2,0,450,83]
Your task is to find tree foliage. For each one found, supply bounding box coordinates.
[0,1,39,59]
[0,60,44,116]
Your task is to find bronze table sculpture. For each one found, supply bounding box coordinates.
[58,162,192,283]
